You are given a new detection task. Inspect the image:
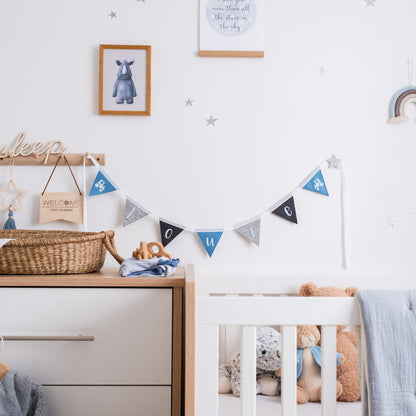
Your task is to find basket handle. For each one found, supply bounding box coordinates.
[102,231,125,265]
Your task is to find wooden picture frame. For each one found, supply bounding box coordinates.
[99,45,151,116]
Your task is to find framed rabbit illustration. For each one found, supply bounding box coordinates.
[99,45,151,115]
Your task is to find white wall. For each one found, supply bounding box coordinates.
[1,0,416,291]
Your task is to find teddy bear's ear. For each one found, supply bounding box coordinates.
[299,282,317,297]
[345,286,358,297]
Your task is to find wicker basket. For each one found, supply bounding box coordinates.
[0,229,125,275]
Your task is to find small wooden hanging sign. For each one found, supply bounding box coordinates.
[39,156,83,224]
[39,192,83,224]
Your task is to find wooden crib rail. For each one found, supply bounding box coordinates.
[194,294,361,416]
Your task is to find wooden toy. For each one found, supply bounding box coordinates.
[132,241,171,260]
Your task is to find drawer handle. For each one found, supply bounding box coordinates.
[3,335,94,342]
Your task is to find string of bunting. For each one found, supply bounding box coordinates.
[86,154,347,267]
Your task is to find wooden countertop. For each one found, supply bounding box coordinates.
[0,266,185,288]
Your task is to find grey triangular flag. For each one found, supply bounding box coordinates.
[235,218,261,246]
[123,196,149,227]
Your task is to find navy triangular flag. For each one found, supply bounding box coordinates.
[271,196,298,224]
[160,219,184,246]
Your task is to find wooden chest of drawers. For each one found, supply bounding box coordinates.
[0,267,186,416]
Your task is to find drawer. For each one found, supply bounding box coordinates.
[0,288,172,384]
[43,386,171,416]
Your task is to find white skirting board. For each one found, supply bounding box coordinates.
[219,395,361,416]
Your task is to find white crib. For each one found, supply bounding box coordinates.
[184,265,363,416]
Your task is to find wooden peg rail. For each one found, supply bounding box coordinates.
[0,153,105,166]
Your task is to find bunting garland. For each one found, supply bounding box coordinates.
[85,154,346,266]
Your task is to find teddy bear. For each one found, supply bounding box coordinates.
[276,325,344,404]
[299,282,360,402]
[218,326,282,397]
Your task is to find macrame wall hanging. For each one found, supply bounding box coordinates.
[389,58,416,124]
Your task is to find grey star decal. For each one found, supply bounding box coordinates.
[364,0,376,6]
[108,11,117,18]
[327,155,341,168]
[206,116,218,126]
[185,98,194,107]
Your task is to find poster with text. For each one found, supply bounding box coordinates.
[199,0,264,57]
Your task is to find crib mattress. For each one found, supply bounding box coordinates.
[219,394,361,416]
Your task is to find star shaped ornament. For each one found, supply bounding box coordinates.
[0,180,27,211]
[206,116,218,126]
[327,155,341,169]
[108,11,117,18]
[185,98,194,107]
[364,0,376,6]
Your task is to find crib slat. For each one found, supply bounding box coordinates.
[241,326,257,416]
[281,325,297,416]
[321,325,337,416]
[195,324,219,416]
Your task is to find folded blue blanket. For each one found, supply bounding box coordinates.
[119,257,180,277]
[356,290,416,416]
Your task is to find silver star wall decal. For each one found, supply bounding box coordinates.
[185,98,194,107]
[386,216,396,228]
[327,155,341,168]
[206,116,218,126]
[108,11,117,18]
[364,0,376,6]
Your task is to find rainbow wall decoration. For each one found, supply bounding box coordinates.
[389,86,416,123]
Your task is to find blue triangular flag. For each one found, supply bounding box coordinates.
[197,231,223,257]
[303,170,329,196]
[89,170,117,196]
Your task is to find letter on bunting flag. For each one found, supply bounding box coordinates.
[235,218,261,246]
[303,170,329,196]
[89,171,117,196]
[271,196,298,224]
[159,220,184,246]
[123,196,149,227]
[197,231,223,257]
